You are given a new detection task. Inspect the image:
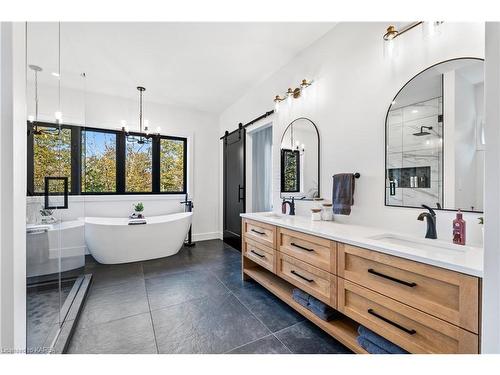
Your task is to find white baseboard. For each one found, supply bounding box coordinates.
[192,231,222,242]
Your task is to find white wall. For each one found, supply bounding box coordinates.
[482,21,500,354]
[28,86,221,241]
[454,72,480,211]
[220,22,485,246]
[0,22,26,352]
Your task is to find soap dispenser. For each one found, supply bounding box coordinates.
[452,210,466,245]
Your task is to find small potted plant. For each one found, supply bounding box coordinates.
[132,202,145,219]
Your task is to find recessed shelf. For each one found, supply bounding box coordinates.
[388,166,431,188]
[243,266,367,354]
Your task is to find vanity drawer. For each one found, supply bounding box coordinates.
[277,252,336,308]
[338,279,479,354]
[242,219,276,248]
[337,243,479,333]
[243,237,275,273]
[278,228,336,273]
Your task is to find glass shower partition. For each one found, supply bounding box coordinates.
[26,22,88,354]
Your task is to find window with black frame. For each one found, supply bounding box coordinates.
[160,137,186,193]
[125,138,153,193]
[27,122,187,195]
[81,129,117,193]
[281,149,300,193]
[30,124,72,194]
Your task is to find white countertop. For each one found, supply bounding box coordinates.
[241,212,484,277]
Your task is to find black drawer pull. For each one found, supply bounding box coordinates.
[367,308,417,335]
[250,250,265,258]
[368,269,417,288]
[251,229,265,235]
[291,270,314,283]
[290,242,314,252]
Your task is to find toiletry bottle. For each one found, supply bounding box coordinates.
[452,210,466,245]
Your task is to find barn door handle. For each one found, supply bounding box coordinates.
[238,184,245,202]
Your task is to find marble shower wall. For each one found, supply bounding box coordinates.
[386,97,443,208]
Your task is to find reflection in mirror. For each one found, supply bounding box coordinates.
[281,149,300,192]
[280,118,319,200]
[385,58,484,212]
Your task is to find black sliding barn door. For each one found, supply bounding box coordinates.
[223,127,246,250]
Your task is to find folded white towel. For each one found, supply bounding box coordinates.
[128,218,147,225]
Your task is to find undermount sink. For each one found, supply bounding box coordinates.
[368,233,469,252]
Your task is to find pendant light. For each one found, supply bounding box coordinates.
[28,64,60,136]
[122,86,158,144]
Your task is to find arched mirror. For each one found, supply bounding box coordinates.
[280,117,320,200]
[385,57,484,212]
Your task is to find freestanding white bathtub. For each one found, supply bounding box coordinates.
[84,212,193,264]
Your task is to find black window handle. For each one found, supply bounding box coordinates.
[291,270,314,283]
[250,250,265,258]
[290,242,314,252]
[251,229,265,235]
[367,308,416,335]
[368,269,417,288]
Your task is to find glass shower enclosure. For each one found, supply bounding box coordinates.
[25,22,89,353]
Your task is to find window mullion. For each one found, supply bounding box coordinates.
[152,136,161,193]
[116,132,126,194]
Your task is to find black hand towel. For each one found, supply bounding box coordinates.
[332,173,355,215]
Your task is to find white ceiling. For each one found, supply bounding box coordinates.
[27,22,336,113]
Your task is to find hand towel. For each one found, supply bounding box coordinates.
[292,288,310,301]
[332,173,355,215]
[356,336,389,354]
[358,326,409,354]
[308,305,338,321]
[291,293,309,309]
[308,295,332,314]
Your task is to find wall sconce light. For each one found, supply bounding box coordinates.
[274,95,286,112]
[383,25,400,41]
[273,78,313,111]
[300,79,312,89]
[383,22,443,58]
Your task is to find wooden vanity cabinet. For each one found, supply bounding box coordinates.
[241,218,481,354]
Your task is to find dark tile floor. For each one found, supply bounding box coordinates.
[67,239,352,354]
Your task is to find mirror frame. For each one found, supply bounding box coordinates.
[384,57,485,213]
[280,117,320,200]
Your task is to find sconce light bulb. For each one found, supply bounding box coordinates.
[54,111,62,122]
[296,140,300,146]
[121,120,127,127]
[274,101,279,112]
[156,126,161,134]
[301,144,305,150]
[28,115,35,123]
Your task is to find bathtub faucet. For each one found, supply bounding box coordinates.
[180,195,194,212]
[180,194,195,247]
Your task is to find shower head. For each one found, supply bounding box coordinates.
[413,126,433,136]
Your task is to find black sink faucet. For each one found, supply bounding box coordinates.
[417,204,437,239]
[282,197,295,216]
